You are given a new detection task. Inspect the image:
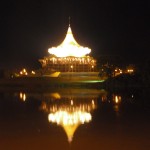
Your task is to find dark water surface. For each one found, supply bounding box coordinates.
[0,88,150,150]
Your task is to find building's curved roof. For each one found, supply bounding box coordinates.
[48,25,91,57]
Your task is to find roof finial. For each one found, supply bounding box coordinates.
[69,16,71,27]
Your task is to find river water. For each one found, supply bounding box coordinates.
[0,88,150,150]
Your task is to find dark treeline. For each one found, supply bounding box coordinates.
[102,59,150,89]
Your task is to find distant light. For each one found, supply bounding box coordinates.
[31,71,35,74]
[19,68,28,76]
[19,92,26,101]
[23,68,26,72]
[127,69,134,73]
[114,95,121,104]
[115,96,119,103]
[71,100,74,105]
[92,100,94,105]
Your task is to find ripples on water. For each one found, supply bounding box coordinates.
[0,88,150,150]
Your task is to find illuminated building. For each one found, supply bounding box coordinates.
[39,24,97,75]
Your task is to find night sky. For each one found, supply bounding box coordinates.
[0,0,149,69]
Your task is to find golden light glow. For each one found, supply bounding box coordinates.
[31,71,35,74]
[114,95,121,104]
[114,68,123,76]
[71,100,73,105]
[41,98,97,143]
[19,92,26,101]
[113,95,121,113]
[14,89,106,143]
[46,100,96,143]
[50,93,61,99]
[48,25,91,57]
[48,110,92,143]
[19,68,28,76]
[127,69,134,73]
[48,111,91,125]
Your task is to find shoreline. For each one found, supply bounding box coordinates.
[0,77,102,91]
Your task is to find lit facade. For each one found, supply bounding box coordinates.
[39,25,97,73]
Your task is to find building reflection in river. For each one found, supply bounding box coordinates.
[40,89,99,143]
[15,89,125,143]
[1,88,148,150]
[15,89,104,143]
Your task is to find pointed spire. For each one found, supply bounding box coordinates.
[48,17,91,57]
[69,16,71,27]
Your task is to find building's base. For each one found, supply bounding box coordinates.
[42,71,100,82]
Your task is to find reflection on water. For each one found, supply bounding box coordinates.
[42,99,96,143]
[17,89,100,143]
[14,89,134,143]
[1,88,150,150]
[19,92,26,101]
[112,94,121,115]
[15,89,143,143]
